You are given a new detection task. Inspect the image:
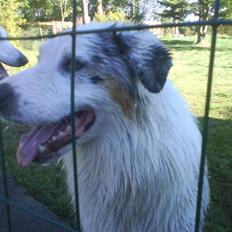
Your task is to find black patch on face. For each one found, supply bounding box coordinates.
[91,55,102,64]
[93,33,137,79]
[60,55,86,74]
[112,32,135,55]
[90,75,103,84]
[106,31,172,93]
[93,33,121,58]
[95,32,137,58]
[0,83,18,117]
[91,32,139,99]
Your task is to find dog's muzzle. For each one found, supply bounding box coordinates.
[17,108,96,166]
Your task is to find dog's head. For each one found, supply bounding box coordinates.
[0,23,172,166]
[0,27,28,79]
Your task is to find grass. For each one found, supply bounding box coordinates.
[164,35,232,232]
[1,34,232,231]
[1,123,74,226]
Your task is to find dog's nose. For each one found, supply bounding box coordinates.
[0,83,17,117]
[16,54,28,67]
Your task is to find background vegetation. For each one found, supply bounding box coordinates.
[0,0,232,231]
[1,0,232,39]
[1,33,232,231]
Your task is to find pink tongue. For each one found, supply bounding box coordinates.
[17,124,59,166]
[17,111,95,167]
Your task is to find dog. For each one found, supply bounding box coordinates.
[0,27,28,79]
[0,23,209,232]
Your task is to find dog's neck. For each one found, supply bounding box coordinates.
[62,82,202,231]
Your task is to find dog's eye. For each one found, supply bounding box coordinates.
[74,60,84,71]
[70,60,84,71]
[64,59,85,72]
[90,75,104,84]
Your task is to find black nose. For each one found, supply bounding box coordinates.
[16,54,28,67]
[0,83,17,117]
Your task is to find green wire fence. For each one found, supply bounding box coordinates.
[0,0,232,231]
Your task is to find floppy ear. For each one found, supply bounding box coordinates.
[113,30,172,93]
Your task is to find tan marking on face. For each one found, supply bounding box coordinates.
[105,78,135,119]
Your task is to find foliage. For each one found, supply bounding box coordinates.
[0,0,26,36]
[191,0,214,43]
[221,0,232,19]
[158,0,191,22]
[90,0,146,22]
[191,0,232,20]
[191,0,214,18]
[94,10,126,22]
[19,0,75,22]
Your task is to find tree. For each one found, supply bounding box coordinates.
[0,0,26,36]
[140,0,160,20]
[81,0,90,23]
[158,0,191,36]
[56,0,72,23]
[191,0,214,44]
[91,0,147,21]
[220,0,232,19]
[96,0,103,15]
[19,0,74,22]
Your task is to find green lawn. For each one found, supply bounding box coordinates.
[164,35,232,232]
[1,34,232,231]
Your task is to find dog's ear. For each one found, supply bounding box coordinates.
[113,30,172,93]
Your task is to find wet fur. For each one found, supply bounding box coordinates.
[0,23,209,231]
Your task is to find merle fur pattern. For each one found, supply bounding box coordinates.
[0,23,209,232]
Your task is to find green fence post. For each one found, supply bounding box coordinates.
[70,0,82,231]
[194,0,220,231]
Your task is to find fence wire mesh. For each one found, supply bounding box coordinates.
[0,0,231,231]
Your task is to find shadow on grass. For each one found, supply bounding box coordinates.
[213,47,232,52]
[0,121,75,227]
[198,117,232,232]
[162,39,211,51]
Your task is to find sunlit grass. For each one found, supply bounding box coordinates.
[164,35,232,232]
[1,34,232,231]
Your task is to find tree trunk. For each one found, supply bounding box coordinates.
[173,20,179,37]
[60,0,68,26]
[60,2,64,24]
[196,0,209,44]
[197,23,208,43]
[82,0,90,24]
[96,0,103,15]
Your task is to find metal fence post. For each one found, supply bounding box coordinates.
[0,0,231,231]
[194,0,220,231]
[70,0,82,231]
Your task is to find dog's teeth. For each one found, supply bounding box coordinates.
[52,135,57,141]
[58,131,65,137]
[65,125,71,133]
[39,144,46,152]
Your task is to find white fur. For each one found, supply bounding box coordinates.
[64,81,209,232]
[0,27,27,67]
[2,23,209,232]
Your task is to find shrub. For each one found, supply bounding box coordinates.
[94,10,126,22]
[0,0,26,36]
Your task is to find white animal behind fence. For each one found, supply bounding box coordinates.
[0,23,209,232]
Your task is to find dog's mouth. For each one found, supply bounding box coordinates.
[17,108,96,167]
[0,63,8,80]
